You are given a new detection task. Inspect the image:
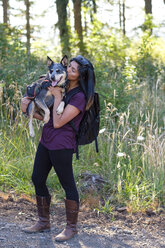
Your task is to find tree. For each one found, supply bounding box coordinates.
[24,0,31,61]
[82,0,97,35]
[144,0,153,34]
[1,0,10,56]
[122,0,126,35]
[73,0,85,53]
[56,0,70,56]
[144,0,152,14]
[118,0,126,35]
[2,0,9,24]
[119,0,122,29]
[92,0,97,13]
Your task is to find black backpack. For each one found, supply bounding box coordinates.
[64,87,100,159]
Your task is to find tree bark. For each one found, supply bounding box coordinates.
[144,0,152,34]
[92,0,97,13]
[122,0,126,35]
[56,0,70,56]
[73,0,85,53]
[2,0,9,24]
[24,0,31,61]
[119,0,122,29]
[144,0,152,14]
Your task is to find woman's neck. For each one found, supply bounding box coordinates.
[67,80,79,91]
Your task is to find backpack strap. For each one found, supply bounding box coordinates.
[63,86,82,160]
[69,120,79,159]
[63,86,82,106]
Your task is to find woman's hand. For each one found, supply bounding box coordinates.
[48,86,62,98]
[21,96,31,113]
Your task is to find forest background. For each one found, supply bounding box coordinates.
[0,0,165,215]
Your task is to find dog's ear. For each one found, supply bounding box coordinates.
[61,55,68,67]
[47,56,54,66]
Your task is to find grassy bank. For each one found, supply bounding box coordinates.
[0,73,164,213]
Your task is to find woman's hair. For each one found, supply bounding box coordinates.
[70,55,95,110]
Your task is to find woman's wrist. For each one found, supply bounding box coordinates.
[55,94,62,102]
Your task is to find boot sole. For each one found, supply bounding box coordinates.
[55,233,77,242]
[22,228,51,234]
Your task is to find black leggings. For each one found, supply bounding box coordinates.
[32,142,79,203]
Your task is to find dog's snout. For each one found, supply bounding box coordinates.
[51,74,55,80]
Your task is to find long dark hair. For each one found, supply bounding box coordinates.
[70,55,95,110]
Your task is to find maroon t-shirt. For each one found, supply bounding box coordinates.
[40,89,86,151]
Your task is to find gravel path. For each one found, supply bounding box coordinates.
[0,194,165,248]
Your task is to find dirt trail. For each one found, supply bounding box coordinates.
[0,194,165,248]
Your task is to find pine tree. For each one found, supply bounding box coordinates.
[2,0,9,24]
[56,0,70,56]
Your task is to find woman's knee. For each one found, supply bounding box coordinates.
[32,173,45,187]
[31,172,37,185]
[61,181,78,194]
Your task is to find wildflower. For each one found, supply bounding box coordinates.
[117,152,126,157]
[93,162,99,167]
[137,136,145,141]
[99,128,106,134]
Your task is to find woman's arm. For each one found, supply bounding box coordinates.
[21,97,31,113]
[33,112,44,121]
[48,87,80,129]
[21,97,43,121]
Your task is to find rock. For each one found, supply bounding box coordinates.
[116,206,127,212]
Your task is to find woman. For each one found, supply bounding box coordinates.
[21,55,95,242]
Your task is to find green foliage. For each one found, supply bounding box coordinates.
[140,14,157,35]
[0,24,48,101]
[0,24,24,60]
[0,22,165,213]
[96,198,115,216]
[134,33,159,85]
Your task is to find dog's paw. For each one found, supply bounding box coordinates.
[43,115,50,123]
[29,128,35,138]
[56,101,65,115]
[43,109,50,123]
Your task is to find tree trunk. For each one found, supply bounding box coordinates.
[84,8,88,35]
[122,0,126,35]
[144,0,152,14]
[92,0,97,13]
[73,0,85,53]
[56,0,70,56]
[2,0,9,24]
[144,0,152,34]
[89,0,96,23]
[119,0,122,29]
[24,0,31,64]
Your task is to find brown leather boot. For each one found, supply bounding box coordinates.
[23,195,51,233]
[55,199,79,242]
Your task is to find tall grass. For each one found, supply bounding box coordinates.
[0,30,165,211]
[73,108,165,211]
[0,69,165,211]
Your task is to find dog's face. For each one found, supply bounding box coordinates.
[47,55,68,87]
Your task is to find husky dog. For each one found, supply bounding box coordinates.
[26,55,68,137]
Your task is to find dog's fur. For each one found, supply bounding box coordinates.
[27,55,68,137]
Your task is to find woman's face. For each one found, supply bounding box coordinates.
[67,61,80,82]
